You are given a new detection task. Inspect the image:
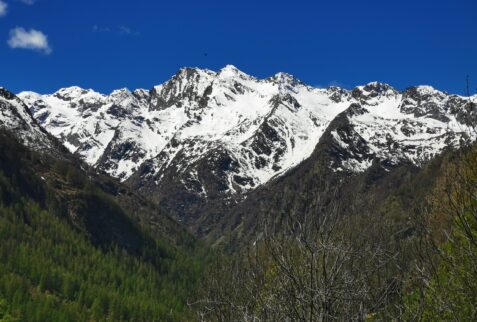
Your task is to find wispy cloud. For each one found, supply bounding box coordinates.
[119,25,140,36]
[0,1,8,17]
[92,25,111,33]
[313,80,347,89]
[7,27,52,54]
[328,80,344,88]
[17,0,36,4]
[93,25,140,36]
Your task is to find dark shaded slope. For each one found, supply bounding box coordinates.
[0,128,196,254]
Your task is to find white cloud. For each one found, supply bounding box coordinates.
[0,1,8,17]
[7,27,52,54]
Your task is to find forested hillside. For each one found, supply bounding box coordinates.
[0,132,204,322]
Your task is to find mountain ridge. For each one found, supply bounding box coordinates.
[10,65,477,229]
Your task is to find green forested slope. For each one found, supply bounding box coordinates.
[0,132,203,322]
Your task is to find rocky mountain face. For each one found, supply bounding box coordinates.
[16,66,477,231]
[0,87,66,155]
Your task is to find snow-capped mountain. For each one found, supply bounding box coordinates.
[17,65,477,222]
[0,87,61,153]
[18,66,352,185]
[328,83,476,173]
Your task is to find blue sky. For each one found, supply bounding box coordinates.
[1,0,476,95]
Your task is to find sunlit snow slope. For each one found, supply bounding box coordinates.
[19,66,353,187]
[18,66,477,220]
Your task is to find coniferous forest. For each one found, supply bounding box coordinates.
[0,132,204,321]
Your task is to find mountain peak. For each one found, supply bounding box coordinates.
[163,67,215,87]
[217,65,249,79]
[352,82,398,103]
[173,67,215,79]
[363,81,395,92]
[268,72,303,93]
[402,86,446,101]
[412,85,444,96]
[110,88,132,97]
[109,88,136,106]
[53,86,100,101]
[221,64,240,72]
[56,85,86,94]
[270,72,300,83]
